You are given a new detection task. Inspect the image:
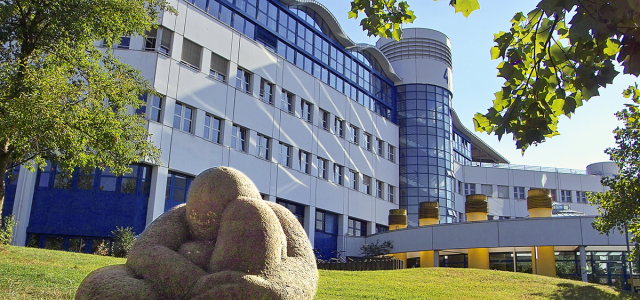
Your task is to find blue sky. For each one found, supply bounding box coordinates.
[317,0,637,170]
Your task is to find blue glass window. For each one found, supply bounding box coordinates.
[165,171,194,211]
[191,0,208,11]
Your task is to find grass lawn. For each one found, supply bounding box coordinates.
[0,245,637,299]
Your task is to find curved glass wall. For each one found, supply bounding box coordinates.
[186,0,396,121]
[397,84,455,225]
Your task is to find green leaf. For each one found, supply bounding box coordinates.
[450,0,480,17]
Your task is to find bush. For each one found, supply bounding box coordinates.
[360,239,393,258]
[0,215,17,246]
[111,226,135,258]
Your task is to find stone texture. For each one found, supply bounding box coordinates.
[75,167,318,300]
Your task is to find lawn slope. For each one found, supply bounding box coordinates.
[0,246,637,300]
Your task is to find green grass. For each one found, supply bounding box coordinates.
[0,245,637,299]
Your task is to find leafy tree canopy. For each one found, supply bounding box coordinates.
[351,0,639,152]
[590,85,640,258]
[0,0,175,218]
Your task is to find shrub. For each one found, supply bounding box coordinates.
[111,226,135,258]
[93,239,111,256]
[360,239,393,258]
[0,215,17,246]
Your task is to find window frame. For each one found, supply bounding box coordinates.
[173,102,194,133]
[298,150,310,174]
[513,186,526,200]
[300,99,312,122]
[181,38,202,70]
[259,79,275,104]
[317,157,327,179]
[281,89,294,113]
[333,164,343,185]
[320,109,330,130]
[387,184,394,202]
[464,183,476,196]
[348,169,358,190]
[209,52,229,82]
[377,138,384,156]
[203,114,222,143]
[278,142,292,167]
[349,124,359,145]
[361,175,372,195]
[387,144,395,162]
[236,67,252,93]
[256,133,270,160]
[159,27,173,55]
[363,132,372,151]
[334,117,344,137]
[231,124,247,152]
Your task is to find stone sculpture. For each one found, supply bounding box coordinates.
[76,167,318,300]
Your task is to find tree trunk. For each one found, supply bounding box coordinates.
[0,140,9,222]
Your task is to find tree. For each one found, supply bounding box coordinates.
[350,0,640,152]
[0,0,175,219]
[360,239,393,258]
[589,84,640,259]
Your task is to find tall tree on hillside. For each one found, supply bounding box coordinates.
[0,0,175,219]
[350,0,640,151]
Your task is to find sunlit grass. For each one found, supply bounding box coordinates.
[0,245,637,299]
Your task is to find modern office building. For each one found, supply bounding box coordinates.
[2,0,629,285]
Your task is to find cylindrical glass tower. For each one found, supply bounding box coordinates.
[377,28,455,226]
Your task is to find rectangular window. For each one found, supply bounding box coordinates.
[116,36,130,49]
[173,102,193,133]
[259,79,274,104]
[236,68,252,93]
[231,124,247,152]
[256,134,270,160]
[165,171,194,211]
[181,39,202,70]
[377,138,384,156]
[561,190,572,203]
[281,89,294,113]
[158,27,173,55]
[144,28,157,51]
[348,170,358,190]
[363,133,372,151]
[139,94,163,122]
[209,52,228,82]
[203,114,222,143]
[334,117,344,137]
[514,186,525,199]
[300,99,312,122]
[160,27,173,55]
[320,109,330,130]
[387,145,395,162]
[347,218,366,237]
[376,180,384,198]
[388,184,395,202]
[278,142,291,167]
[481,184,493,197]
[99,167,117,192]
[317,157,327,179]
[298,150,310,174]
[577,191,587,203]
[497,185,509,198]
[349,124,359,145]
[333,164,343,185]
[361,175,372,195]
[464,183,476,195]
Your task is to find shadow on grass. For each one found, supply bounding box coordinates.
[533,282,639,300]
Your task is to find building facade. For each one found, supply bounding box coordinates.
[2,0,615,266]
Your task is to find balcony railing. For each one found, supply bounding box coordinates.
[469,162,587,175]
